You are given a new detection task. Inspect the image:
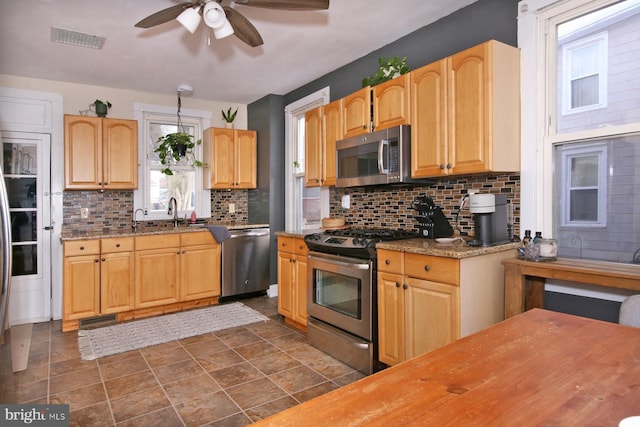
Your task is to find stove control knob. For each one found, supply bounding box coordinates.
[353,237,361,246]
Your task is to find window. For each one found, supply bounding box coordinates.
[133,104,211,221]
[284,89,330,230]
[520,0,640,264]
[557,143,607,226]
[561,33,607,114]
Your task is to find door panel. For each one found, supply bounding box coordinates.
[1,131,51,324]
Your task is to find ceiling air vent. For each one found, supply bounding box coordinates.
[50,26,106,49]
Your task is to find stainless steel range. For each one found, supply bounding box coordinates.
[304,228,419,374]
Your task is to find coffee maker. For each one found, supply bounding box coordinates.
[469,193,509,246]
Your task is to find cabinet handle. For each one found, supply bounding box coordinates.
[101,258,105,262]
[182,250,186,254]
[80,246,85,250]
[95,259,99,263]
[176,251,180,255]
[424,265,430,271]
[446,163,452,169]
[403,283,408,290]
[395,282,400,288]
[439,164,445,170]
[385,259,391,265]
[116,243,120,247]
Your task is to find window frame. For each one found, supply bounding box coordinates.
[558,142,607,227]
[561,32,608,115]
[284,88,330,231]
[133,103,212,222]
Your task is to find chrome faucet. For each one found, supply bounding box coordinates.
[132,208,145,231]
[168,197,179,227]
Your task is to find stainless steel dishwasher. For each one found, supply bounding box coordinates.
[221,227,271,298]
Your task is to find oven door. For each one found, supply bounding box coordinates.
[307,251,373,341]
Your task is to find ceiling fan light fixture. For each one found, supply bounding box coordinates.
[213,20,234,39]
[176,6,201,34]
[203,2,227,28]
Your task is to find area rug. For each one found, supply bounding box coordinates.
[78,302,269,360]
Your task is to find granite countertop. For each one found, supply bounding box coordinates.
[60,223,270,241]
[377,238,522,259]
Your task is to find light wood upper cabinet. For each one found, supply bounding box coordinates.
[373,73,410,131]
[342,87,371,138]
[304,99,341,187]
[203,127,257,189]
[410,40,520,178]
[64,115,138,190]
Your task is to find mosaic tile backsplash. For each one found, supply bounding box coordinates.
[329,173,521,238]
[62,174,520,238]
[62,190,250,237]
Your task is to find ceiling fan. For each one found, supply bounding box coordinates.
[135,0,330,48]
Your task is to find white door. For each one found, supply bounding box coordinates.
[1,131,51,324]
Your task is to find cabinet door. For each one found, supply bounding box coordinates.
[277,250,295,319]
[410,59,449,177]
[63,254,100,320]
[102,119,138,189]
[234,130,257,189]
[304,106,323,187]
[180,243,221,300]
[448,42,490,175]
[373,74,410,131]
[404,276,460,359]
[322,99,342,187]
[101,252,135,314]
[206,127,235,189]
[342,87,371,138]
[377,271,405,366]
[64,115,101,189]
[134,247,180,308]
[294,254,308,325]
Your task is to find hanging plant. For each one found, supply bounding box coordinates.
[362,56,410,87]
[154,132,204,175]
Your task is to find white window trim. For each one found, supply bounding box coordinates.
[561,32,608,115]
[283,88,330,230]
[518,0,640,237]
[559,142,607,226]
[133,103,212,221]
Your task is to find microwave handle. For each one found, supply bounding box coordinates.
[378,139,389,174]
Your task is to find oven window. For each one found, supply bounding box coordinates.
[314,270,362,319]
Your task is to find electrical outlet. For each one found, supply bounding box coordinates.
[80,208,89,219]
[229,203,236,214]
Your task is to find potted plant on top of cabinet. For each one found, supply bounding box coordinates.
[90,99,112,117]
[222,107,238,128]
[362,56,410,87]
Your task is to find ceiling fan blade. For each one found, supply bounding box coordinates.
[135,2,199,28]
[234,0,329,11]
[223,7,264,47]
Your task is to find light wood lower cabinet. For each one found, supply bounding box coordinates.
[277,236,308,328]
[377,248,511,366]
[63,231,221,331]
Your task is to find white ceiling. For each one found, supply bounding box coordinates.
[0,0,476,104]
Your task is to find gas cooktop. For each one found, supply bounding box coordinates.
[304,227,420,259]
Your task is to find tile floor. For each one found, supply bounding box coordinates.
[0,295,365,426]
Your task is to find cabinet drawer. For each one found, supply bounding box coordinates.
[135,233,180,251]
[278,236,296,254]
[101,237,134,253]
[294,238,308,256]
[64,240,100,256]
[181,231,215,246]
[377,249,403,274]
[404,253,459,286]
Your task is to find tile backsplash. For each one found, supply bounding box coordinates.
[62,190,250,236]
[330,173,521,238]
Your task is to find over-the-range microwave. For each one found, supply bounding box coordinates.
[336,125,431,188]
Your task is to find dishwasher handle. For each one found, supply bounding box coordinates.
[227,228,270,239]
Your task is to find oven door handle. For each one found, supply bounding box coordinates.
[311,256,371,271]
[378,139,389,174]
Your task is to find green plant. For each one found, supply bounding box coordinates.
[91,99,112,109]
[154,132,205,175]
[222,107,238,123]
[362,56,410,87]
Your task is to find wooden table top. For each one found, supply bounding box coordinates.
[252,309,640,426]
